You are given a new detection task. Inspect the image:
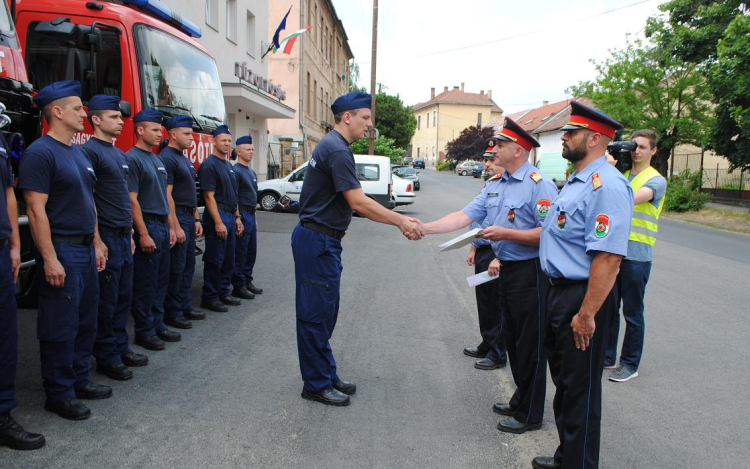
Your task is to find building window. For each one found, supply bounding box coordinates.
[245,10,256,57]
[313,80,318,121]
[417,115,421,130]
[308,0,314,28]
[426,113,430,128]
[417,147,420,157]
[319,86,323,121]
[306,73,311,115]
[433,111,436,126]
[477,113,482,127]
[319,17,324,53]
[226,0,237,43]
[205,0,218,30]
[313,4,317,43]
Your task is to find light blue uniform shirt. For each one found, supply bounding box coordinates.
[470,220,491,248]
[487,161,558,261]
[540,155,634,280]
[463,175,506,249]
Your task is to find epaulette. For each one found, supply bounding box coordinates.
[487,174,502,182]
[529,171,542,183]
[592,172,603,190]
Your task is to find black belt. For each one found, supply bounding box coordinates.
[500,258,536,266]
[142,213,168,223]
[217,203,237,213]
[52,234,95,245]
[175,205,196,214]
[0,238,8,249]
[548,276,588,287]
[475,244,492,250]
[300,221,346,240]
[99,225,132,235]
[239,204,256,214]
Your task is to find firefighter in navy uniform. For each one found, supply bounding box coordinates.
[83,95,149,380]
[0,131,46,449]
[19,81,110,420]
[232,135,262,300]
[532,102,634,469]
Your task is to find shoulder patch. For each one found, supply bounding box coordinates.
[529,171,542,183]
[592,172,603,190]
[487,174,501,182]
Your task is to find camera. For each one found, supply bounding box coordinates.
[607,130,636,173]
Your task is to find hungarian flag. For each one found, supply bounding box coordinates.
[272,6,292,50]
[274,26,312,54]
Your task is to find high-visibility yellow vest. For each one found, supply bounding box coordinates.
[625,166,665,246]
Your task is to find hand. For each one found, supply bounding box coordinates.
[477,226,509,241]
[176,226,186,244]
[571,312,596,351]
[195,220,203,238]
[215,221,228,240]
[605,153,617,166]
[398,216,423,240]
[168,228,177,247]
[44,257,66,288]
[488,258,501,276]
[139,234,157,253]
[236,217,244,237]
[466,249,475,267]
[131,236,136,255]
[10,247,20,284]
[94,240,108,272]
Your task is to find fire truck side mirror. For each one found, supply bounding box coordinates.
[119,101,132,118]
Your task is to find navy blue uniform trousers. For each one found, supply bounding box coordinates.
[474,246,506,363]
[500,258,547,425]
[232,211,257,288]
[36,241,98,401]
[93,231,133,364]
[132,219,169,338]
[291,224,342,392]
[0,245,19,413]
[202,209,236,301]
[543,275,615,469]
[165,211,197,318]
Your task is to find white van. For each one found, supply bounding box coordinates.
[257,154,395,211]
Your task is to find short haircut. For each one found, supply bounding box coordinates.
[631,129,657,149]
[333,108,359,124]
[87,109,106,127]
[42,96,75,122]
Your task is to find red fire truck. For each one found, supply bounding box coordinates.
[3,0,226,306]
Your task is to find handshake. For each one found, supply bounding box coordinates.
[398,216,426,241]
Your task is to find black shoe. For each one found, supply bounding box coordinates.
[474,357,507,370]
[0,412,46,450]
[247,282,263,294]
[44,398,91,420]
[121,352,149,367]
[220,296,241,306]
[184,310,206,320]
[333,380,357,395]
[532,456,561,469]
[135,335,166,351]
[463,346,488,358]
[497,417,542,434]
[156,329,181,342]
[201,299,228,313]
[492,402,516,416]
[232,286,255,299]
[75,382,113,400]
[164,316,193,329]
[96,361,133,381]
[300,388,350,406]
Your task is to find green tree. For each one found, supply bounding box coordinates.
[568,39,712,176]
[349,136,405,162]
[444,125,494,162]
[373,92,417,149]
[348,62,366,93]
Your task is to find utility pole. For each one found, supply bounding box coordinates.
[368,0,378,155]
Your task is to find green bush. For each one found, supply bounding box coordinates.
[436,160,457,171]
[664,169,709,212]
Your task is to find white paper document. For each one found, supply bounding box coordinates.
[466,271,499,288]
[437,228,482,252]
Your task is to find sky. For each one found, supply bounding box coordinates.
[330,0,669,114]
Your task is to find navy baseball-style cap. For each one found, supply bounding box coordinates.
[87,94,121,112]
[132,109,163,124]
[495,117,540,151]
[213,125,231,137]
[560,101,623,138]
[235,135,253,146]
[331,92,372,114]
[165,115,193,130]
[33,80,82,109]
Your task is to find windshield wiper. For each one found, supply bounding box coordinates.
[151,104,204,133]
[200,114,223,123]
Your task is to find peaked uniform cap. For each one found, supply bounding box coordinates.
[495,117,540,151]
[560,101,623,138]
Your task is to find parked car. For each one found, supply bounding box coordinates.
[455,160,481,176]
[393,165,420,190]
[472,163,484,178]
[413,159,425,169]
[257,154,395,211]
[536,153,569,188]
[391,174,416,207]
[403,156,414,165]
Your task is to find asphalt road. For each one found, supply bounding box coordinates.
[6,168,750,468]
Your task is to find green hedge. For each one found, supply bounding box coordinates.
[664,169,709,212]
[436,161,457,171]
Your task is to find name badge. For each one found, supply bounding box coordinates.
[157,167,167,173]
[487,192,498,197]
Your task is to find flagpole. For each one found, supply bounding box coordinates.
[368,0,379,155]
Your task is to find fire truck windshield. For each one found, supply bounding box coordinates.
[0,0,17,39]
[135,24,226,132]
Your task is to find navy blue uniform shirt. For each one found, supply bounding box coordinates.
[126,146,169,216]
[0,133,13,239]
[299,130,361,231]
[83,137,133,228]
[160,146,198,208]
[234,162,258,208]
[18,135,96,236]
[198,154,238,210]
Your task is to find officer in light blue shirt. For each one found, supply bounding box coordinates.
[533,101,633,469]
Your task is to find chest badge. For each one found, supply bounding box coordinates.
[557,212,567,229]
[507,209,516,223]
[595,214,610,238]
[536,198,551,218]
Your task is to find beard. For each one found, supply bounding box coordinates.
[562,138,587,163]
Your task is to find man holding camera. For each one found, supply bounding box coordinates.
[604,129,667,382]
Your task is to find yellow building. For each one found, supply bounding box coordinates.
[410,85,502,166]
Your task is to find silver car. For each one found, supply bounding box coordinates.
[455,160,481,176]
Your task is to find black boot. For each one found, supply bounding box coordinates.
[0,412,46,450]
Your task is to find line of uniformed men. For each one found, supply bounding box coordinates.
[0,80,261,450]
